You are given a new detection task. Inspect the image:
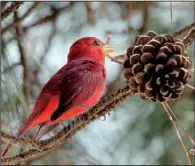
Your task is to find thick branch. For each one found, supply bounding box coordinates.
[1,132,41,150]
[173,22,195,40]
[1,2,24,20]
[1,2,43,35]
[1,85,135,165]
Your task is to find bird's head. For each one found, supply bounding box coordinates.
[68,37,116,64]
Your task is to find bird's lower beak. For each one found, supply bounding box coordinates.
[103,44,116,56]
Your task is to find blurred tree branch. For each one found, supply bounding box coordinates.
[173,22,195,39]
[1,2,24,20]
[1,2,8,10]
[182,27,195,48]
[139,6,149,34]
[2,62,21,74]
[1,131,41,150]
[84,2,95,25]
[1,86,135,165]
[23,2,74,32]
[1,2,43,35]
[14,11,29,105]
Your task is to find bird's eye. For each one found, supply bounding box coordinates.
[93,40,100,46]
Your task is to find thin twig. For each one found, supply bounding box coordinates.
[84,2,95,25]
[23,2,74,32]
[1,2,24,20]
[164,102,195,145]
[170,2,173,23]
[106,54,124,64]
[14,12,29,104]
[105,34,126,64]
[186,84,195,90]
[40,20,57,63]
[1,86,135,165]
[1,2,43,35]
[139,5,149,34]
[182,27,195,48]
[162,102,191,165]
[173,22,195,39]
[2,62,21,73]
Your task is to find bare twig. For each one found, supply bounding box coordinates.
[1,131,41,150]
[162,102,191,165]
[165,103,195,146]
[39,15,58,64]
[1,2,24,20]
[14,12,29,104]
[186,84,195,90]
[84,2,95,25]
[173,22,195,39]
[1,2,43,35]
[182,27,195,48]
[170,2,173,23]
[106,54,126,65]
[139,5,149,34]
[2,62,21,73]
[105,34,126,64]
[1,86,135,165]
[23,2,74,32]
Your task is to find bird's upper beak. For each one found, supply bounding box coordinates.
[103,44,116,56]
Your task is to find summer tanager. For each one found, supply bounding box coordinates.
[2,37,115,157]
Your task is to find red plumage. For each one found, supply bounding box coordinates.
[2,37,115,157]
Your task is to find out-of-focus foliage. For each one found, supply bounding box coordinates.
[1,2,194,165]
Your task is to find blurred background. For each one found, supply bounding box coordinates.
[1,1,194,165]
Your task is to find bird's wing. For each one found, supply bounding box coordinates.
[50,60,106,121]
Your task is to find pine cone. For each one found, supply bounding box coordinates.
[124,31,192,102]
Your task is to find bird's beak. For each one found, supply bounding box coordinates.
[103,44,116,56]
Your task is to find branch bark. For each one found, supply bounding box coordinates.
[173,22,195,40]
[1,131,41,150]
[1,2,24,20]
[182,27,195,48]
[1,85,135,165]
[1,2,43,35]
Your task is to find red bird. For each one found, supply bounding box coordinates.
[2,37,116,157]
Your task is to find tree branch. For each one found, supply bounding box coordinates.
[14,12,29,104]
[1,85,135,165]
[23,2,74,32]
[182,27,195,48]
[173,22,195,40]
[1,131,41,151]
[1,2,43,35]
[1,2,24,20]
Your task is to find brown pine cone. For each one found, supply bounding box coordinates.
[124,31,192,102]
